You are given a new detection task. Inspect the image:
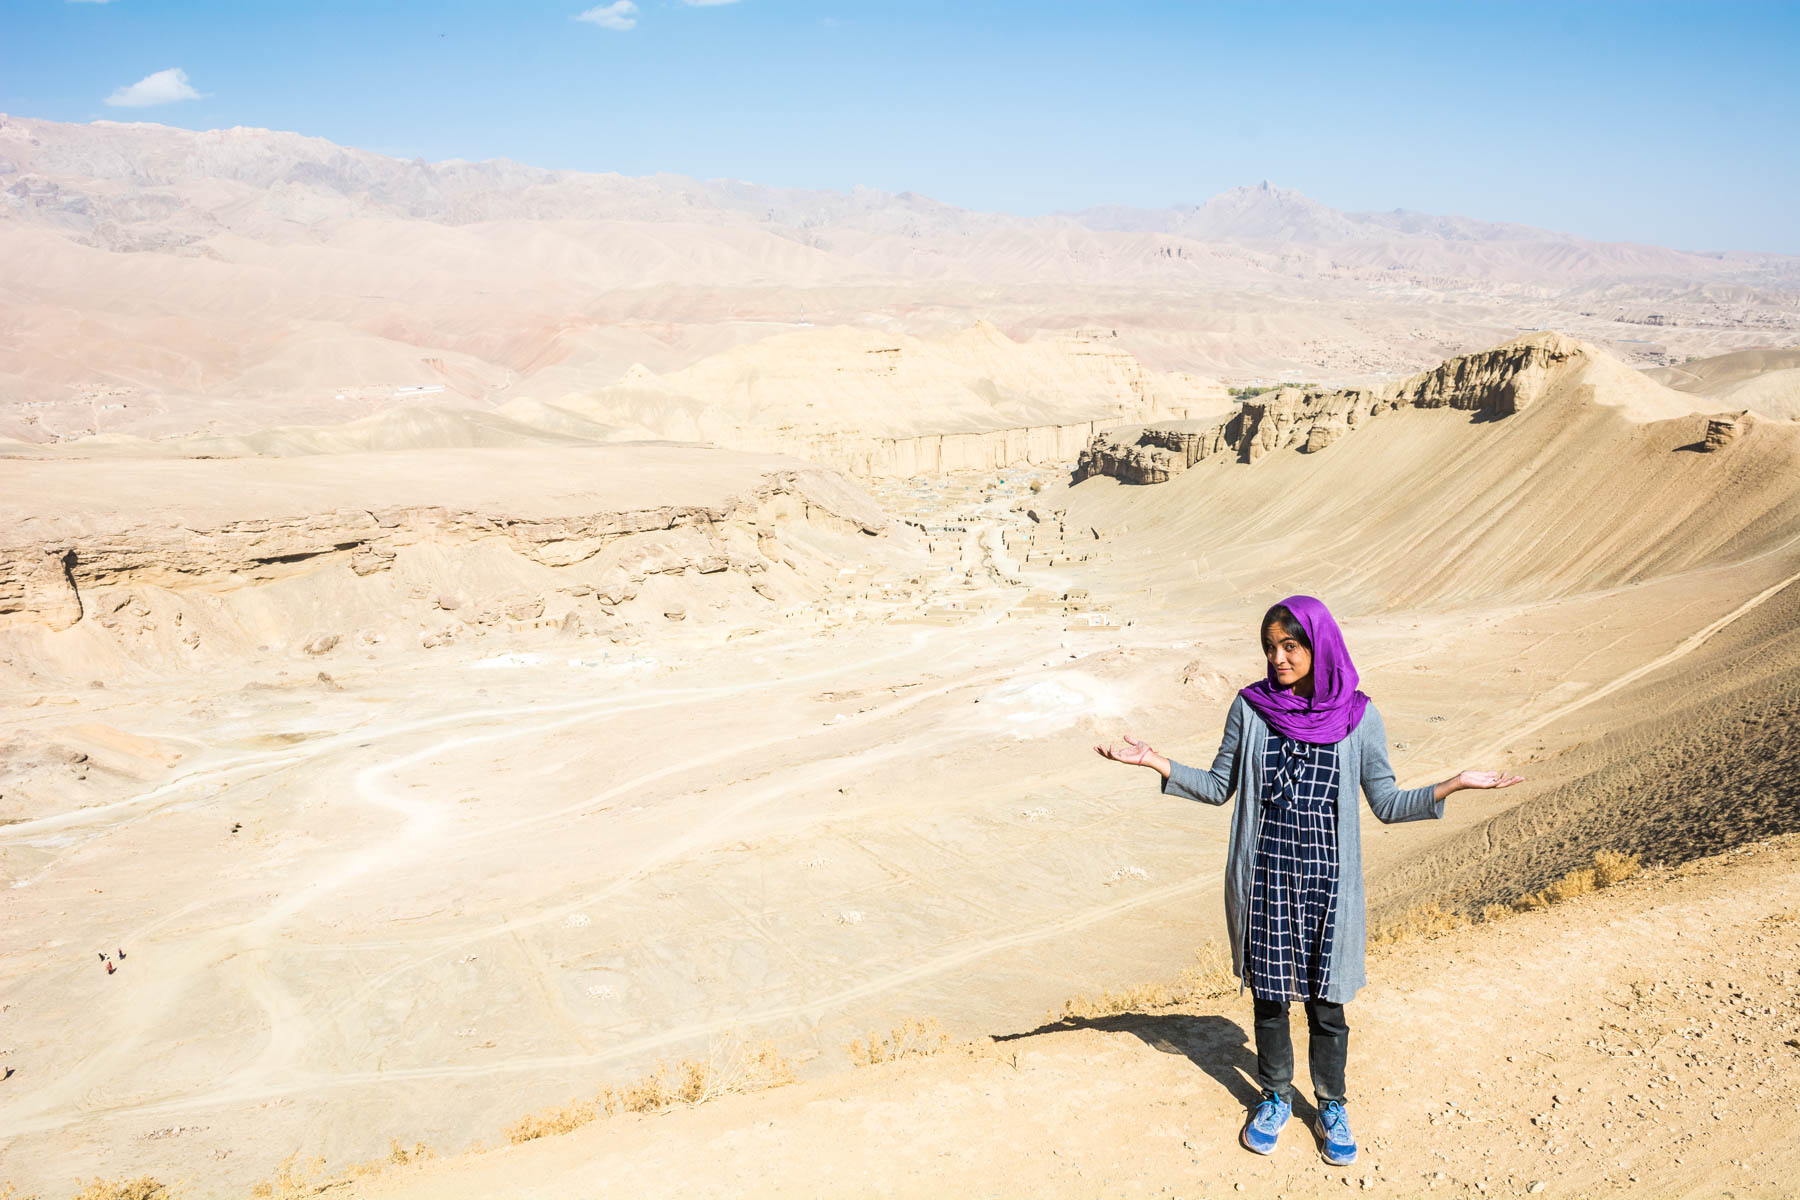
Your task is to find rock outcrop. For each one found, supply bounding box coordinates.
[1391,331,1583,418]
[1077,332,1688,484]
[0,468,888,644]
[1227,386,1396,464]
[1075,421,1225,484]
[2,547,85,631]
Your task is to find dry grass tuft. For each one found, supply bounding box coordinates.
[1592,849,1641,888]
[0,1183,40,1200]
[505,1098,601,1145]
[846,1017,951,1066]
[1056,981,1185,1020]
[71,1181,176,1200]
[383,1140,434,1167]
[246,1140,433,1196]
[249,1154,328,1199]
[346,1140,435,1179]
[507,1035,794,1144]
[1054,940,1237,1021]
[1377,849,1645,944]
[1370,901,1469,946]
[1515,850,1639,912]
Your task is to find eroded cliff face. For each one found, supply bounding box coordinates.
[0,468,894,665]
[1393,330,1581,417]
[694,419,1198,479]
[867,422,1106,477]
[1077,332,1595,484]
[1074,420,1227,484]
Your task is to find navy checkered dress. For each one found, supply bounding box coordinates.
[1245,732,1341,1001]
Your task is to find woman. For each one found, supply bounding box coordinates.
[1093,595,1521,1165]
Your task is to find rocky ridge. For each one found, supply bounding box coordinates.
[1075,332,1669,484]
[0,466,888,658]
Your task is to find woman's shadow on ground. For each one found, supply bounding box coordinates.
[994,1011,1263,1110]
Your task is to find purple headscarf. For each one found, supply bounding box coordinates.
[1238,594,1370,745]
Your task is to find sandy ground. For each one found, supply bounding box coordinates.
[3,445,1797,1196]
[2,341,1798,1198]
[338,831,1800,1200]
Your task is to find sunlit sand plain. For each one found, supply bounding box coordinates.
[1,116,1798,1198]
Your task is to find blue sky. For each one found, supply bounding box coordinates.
[3,0,1796,252]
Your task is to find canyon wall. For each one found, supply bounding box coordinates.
[729,420,1117,478]
[0,466,896,669]
[1076,332,1668,484]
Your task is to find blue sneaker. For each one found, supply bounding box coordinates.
[1240,1090,1290,1155]
[1314,1099,1356,1165]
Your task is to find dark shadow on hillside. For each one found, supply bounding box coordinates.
[993,1012,1260,1109]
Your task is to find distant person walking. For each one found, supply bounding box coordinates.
[1094,595,1521,1165]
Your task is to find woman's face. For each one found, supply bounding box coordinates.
[1263,622,1313,691]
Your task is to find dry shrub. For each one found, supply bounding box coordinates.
[0,1184,39,1200]
[1593,849,1641,888]
[244,1139,434,1195]
[505,1097,600,1145]
[602,1037,793,1112]
[507,1036,794,1144]
[1512,848,1643,913]
[846,1017,950,1066]
[1370,901,1470,946]
[249,1154,328,1200]
[1515,867,1594,911]
[1054,940,1238,1021]
[344,1140,434,1180]
[1378,849,1645,944]
[1057,981,1181,1021]
[71,1181,175,1200]
[1176,939,1238,1000]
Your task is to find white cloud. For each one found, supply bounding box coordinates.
[575,1,637,29]
[104,67,205,108]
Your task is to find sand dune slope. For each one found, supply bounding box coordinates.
[1645,348,1800,419]
[1063,335,1800,611]
[1367,561,1800,919]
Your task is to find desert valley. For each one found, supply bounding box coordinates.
[1,111,1798,1199]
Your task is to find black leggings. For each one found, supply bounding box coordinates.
[1252,995,1348,1105]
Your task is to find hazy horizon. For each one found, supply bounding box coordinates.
[3,0,1796,254]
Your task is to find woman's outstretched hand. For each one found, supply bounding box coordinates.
[1458,770,1525,790]
[1093,735,1172,778]
[1434,769,1526,800]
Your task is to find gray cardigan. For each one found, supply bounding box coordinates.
[1161,693,1442,1004]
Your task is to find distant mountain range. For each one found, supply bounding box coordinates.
[3,116,1790,282]
[1,113,1795,442]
